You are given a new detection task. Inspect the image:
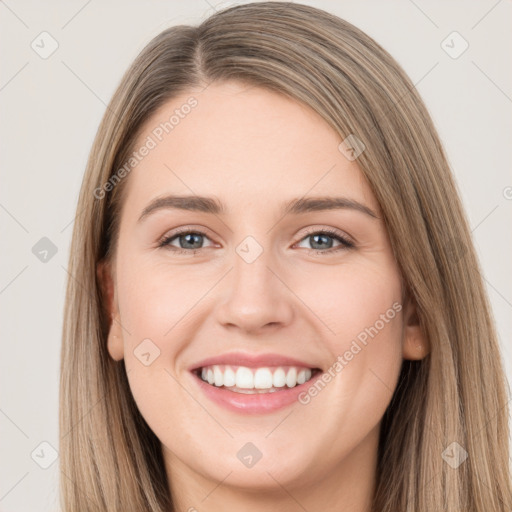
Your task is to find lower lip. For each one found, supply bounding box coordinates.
[191,371,323,414]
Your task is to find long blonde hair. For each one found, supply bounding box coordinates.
[59,2,512,510]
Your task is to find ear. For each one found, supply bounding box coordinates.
[402,297,430,360]
[97,259,124,361]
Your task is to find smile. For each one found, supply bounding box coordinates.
[195,365,320,394]
[189,352,324,413]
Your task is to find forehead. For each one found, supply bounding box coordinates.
[122,81,379,218]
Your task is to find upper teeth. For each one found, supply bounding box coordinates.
[200,365,314,389]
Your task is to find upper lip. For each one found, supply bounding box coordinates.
[189,352,321,372]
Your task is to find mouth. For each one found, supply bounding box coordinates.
[188,352,325,413]
[192,364,322,394]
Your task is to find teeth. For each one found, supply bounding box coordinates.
[214,366,223,387]
[272,367,286,388]
[285,367,297,388]
[223,367,236,387]
[254,368,273,389]
[197,365,315,391]
[235,367,254,389]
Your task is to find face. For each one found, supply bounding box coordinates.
[99,80,426,502]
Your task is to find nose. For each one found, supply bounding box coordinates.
[215,245,294,334]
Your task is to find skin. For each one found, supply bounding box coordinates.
[98,80,429,512]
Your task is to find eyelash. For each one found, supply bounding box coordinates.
[157,227,355,256]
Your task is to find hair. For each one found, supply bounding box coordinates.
[59,2,512,510]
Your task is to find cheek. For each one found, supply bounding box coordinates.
[115,262,204,436]
[116,256,202,347]
[293,262,404,412]
[291,260,403,347]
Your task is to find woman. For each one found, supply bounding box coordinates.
[59,2,512,511]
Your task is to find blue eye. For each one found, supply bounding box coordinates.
[158,230,214,254]
[158,227,354,255]
[296,228,354,253]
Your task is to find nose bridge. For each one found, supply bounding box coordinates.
[233,238,273,290]
[215,234,294,331]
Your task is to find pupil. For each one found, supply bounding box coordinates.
[311,234,332,250]
[181,233,202,249]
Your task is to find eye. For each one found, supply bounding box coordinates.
[294,228,354,255]
[157,228,215,254]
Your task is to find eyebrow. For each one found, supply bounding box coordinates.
[137,194,379,222]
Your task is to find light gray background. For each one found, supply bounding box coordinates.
[1,1,511,510]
